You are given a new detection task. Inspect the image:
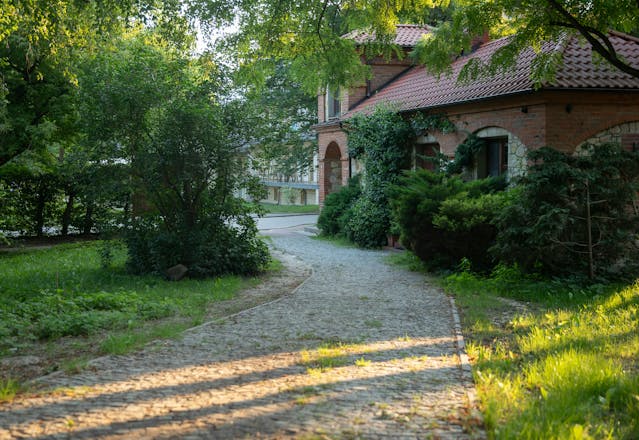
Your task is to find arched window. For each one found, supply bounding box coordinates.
[414,134,441,171]
[473,127,527,180]
[477,137,508,178]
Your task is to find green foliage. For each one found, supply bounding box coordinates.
[317,174,362,236]
[0,378,22,403]
[0,241,245,351]
[343,106,412,247]
[244,62,318,180]
[0,1,189,167]
[390,169,507,270]
[206,0,455,93]
[413,0,639,84]
[202,0,639,93]
[443,267,639,439]
[493,144,639,279]
[445,133,484,175]
[0,151,63,236]
[79,33,269,278]
[343,196,390,248]
[410,113,457,135]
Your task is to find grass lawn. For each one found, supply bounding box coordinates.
[387,252,639,439]
[259,202,319,214]
[311,234,357,248]
[0,240,275,394]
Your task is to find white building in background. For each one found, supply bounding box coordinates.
[252,150,320,206]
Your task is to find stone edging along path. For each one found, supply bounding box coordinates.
[0,228,483,439]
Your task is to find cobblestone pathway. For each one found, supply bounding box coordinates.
[0,227,483,439]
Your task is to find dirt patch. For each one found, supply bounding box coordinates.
[203,250,311,322]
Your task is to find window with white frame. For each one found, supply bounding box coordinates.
[325,86,340,120]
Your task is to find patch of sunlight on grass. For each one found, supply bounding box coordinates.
[100,323,189,355]
[465,282,639,439]
[355,357,372,367]
[300,339,370,374]
[0,378,23,403]
[387,253,639,439]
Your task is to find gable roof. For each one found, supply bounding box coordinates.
[344,31,639,117]
[343,24,432,48]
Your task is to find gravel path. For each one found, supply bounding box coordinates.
[0,227,482,439]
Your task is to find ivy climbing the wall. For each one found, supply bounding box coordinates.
[410,113,457,135]
[444,133,484,175]
[342,106,413,247]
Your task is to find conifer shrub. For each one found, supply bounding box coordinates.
[390,170,507,271]
[492,144,639,279]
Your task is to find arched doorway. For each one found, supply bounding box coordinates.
[324,142,343,195]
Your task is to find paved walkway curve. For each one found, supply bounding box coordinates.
[0,227,483,439]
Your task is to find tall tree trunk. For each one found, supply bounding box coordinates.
[585,180,594,280]
[83,202,94,235]
[61,190,75,236]
[35,185,46,238]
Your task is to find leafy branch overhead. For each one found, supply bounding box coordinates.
[201,0,639,92]
[241,62,318,180]
[413,0,639,84]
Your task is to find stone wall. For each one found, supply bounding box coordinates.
[579,120,639,149]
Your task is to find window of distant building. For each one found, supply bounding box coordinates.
[325,86,341,120]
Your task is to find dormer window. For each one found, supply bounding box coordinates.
[325,86,341,120]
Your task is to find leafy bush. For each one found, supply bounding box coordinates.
[125,99,269,278]
[342,106,412,247]
[126,219,269,278]
[492,144,639,279]
[343,196,390,248]
[390,169,507,270]
[317,174,361,236]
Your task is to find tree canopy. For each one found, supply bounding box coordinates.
[198,0,639,91]
[414,0,639,83]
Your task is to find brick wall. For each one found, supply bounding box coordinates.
[315,78,639,206]
[317,93,325,123]
[542,91,639,150]
[416,90,639,156]
[316,124,349,205]
[368,63,412,95]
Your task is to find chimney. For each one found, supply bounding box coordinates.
[471,30,490,52]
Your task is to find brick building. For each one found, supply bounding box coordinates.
[314,25,639,205]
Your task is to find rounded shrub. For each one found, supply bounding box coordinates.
[317,174,361,236]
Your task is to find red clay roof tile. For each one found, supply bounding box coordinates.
[344,24,432,48]
[344,31,639,117]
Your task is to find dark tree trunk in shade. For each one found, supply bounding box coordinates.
[61,191,75,236]
[83,203,94,235]
[35,186,46,237]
